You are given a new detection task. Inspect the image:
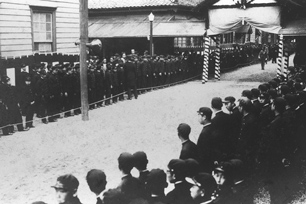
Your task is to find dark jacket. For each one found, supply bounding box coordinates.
[180,140,198,161]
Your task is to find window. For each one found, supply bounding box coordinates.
[31,7,56,53]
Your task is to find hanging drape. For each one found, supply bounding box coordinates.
[206,6,281,35]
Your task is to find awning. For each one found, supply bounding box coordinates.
[280,18,306,36]
[88,14,206,38]
[206,5,281,35]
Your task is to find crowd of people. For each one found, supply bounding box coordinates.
[0,51,203,135]
[29,64,306,204]
[0,44,265,136]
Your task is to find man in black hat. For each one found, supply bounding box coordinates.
[51,174,82,204]
[86,169,107,204]
[186,173,217,204]
[166,159,194,204]
[177,123,198,161]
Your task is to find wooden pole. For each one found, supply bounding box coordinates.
[79,0,89,121]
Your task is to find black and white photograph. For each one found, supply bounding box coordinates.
[0,0,306,203]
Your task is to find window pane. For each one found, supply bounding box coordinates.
[40,23,46,32]
[33,22,39,31]
[46,13,52,22]
[40,13,46,22]
[46,32,52,40]
[46,23,52,31]
[33,13,40,22]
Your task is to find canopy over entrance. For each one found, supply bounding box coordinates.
[89,14,206,38]
[206,0,281,36]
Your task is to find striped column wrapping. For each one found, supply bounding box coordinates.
[215,35,221,80]
[277,34,283,79]
[202,36,210,84]
[283,48,289,81]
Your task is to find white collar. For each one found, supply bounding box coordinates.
[200,199,214,204]
[215,110,222,114]
[202,123,211,128]
[182,139,189,144]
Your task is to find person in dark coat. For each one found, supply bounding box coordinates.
[124,56,138,100]
[186,173,217,204]
[196,107,215,173]
[95,66,105,107]
[51,174,83,204]
[19,76,35,129]
[133,151,149,185]
[104,62,113,105]
[35,71,50,123]
[237,97,259,173]
[0,84,10,135]
[117,152,146,202]
[2,76,26,133]
[47,67,61,122]
[211,97,234,160]
[86,169,107,204]
[146,169,168,204]
[63,68,75,116]
[166,159,194,204]
[177,123,198,161]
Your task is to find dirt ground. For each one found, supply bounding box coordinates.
[0,57,305,204]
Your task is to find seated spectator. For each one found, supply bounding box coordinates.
[86,169,107,204]
[51,174,82,204]
[186,173,217,204]
[146,169,168,204]
[177,123,198,160]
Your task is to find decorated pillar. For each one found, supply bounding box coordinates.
[283,39,289,81]
[215,35,221,80]
[277,34,283,79]
[202,36,210,84]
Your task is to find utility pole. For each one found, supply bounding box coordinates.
[79,0,89,121]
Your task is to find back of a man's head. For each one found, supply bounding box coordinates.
[86,169,107,195]
[211,97,223,110]
[177,123,191,140]
[118,152,135,173]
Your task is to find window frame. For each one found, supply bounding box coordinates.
[30,6,57,53]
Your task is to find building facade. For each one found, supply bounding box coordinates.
[0,0,80,58]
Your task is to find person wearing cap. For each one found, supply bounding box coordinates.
[146,169,168,204]
[177,123,198,161]
[117,152,145,202]
[51,174,82,204]
[196,107,216,173]
[211,97,234,161]
[186,173,217,204]
[86,169,107,204]
[166,159,194,204]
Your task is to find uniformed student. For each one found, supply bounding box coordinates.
[166,159,194,204]
[86,169,107,204]
[186,173,217,204]
[51,174,83,204]
[146,169,168,204]
[177,123,198,161]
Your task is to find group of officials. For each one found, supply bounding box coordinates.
[31,66,306,204]
[0,51,203,135]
